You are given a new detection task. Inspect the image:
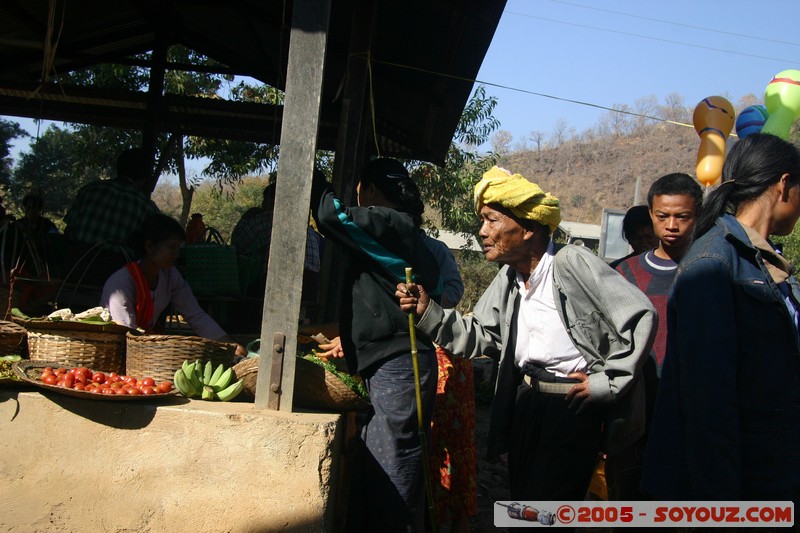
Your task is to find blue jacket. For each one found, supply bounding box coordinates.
[642,214,800,502]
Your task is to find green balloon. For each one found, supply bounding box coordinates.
[762,69,800,139]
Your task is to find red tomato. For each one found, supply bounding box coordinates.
[101,387,115,395]
[40,370,55,381]
[42,375,58,385]
[74,373,88,385]
[127,387,142,396]
[73,383,86,391]
[107,372,119,383]
[67,368,77,376]
[43,366,54,374]
[62,374,75,388]
[156,381,173,393]
[55,367,67,375]
[114,387,128,395]
[109,382,124,390]
[141,386,157,395]
[124,375,137,385]
[140,377,156,388]
[91,372,106,384]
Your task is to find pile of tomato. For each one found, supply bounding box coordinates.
[39,366,173,396]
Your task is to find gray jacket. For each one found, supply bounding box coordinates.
[416,244,657,455]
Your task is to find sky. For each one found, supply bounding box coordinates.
[7,0,800,168]
[475,0,800,147]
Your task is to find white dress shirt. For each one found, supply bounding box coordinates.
[514,241,587,377]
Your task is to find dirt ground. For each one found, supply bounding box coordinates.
[470,393,511,532]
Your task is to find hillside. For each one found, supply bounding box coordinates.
[496,124,699,224]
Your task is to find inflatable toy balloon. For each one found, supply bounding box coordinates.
[762,69,800,139]
[735,104,768,139]
[693,96,735,187]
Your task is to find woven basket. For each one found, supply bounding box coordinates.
[12,318,129,374]
[0,320,27,357]
[232,356,370,412]
[126,332,237,382]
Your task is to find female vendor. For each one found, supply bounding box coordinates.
[100,213,245,354]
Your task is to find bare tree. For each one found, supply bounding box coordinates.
[660,93,690,123]
[736,93,762,112]
[491,129,513,157]
[528,130,546,153]
[551,118,573,147]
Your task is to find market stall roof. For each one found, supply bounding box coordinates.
[0,0,506,165]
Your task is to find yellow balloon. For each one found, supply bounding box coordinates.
[696,132,727,187]
[693,96,735,186]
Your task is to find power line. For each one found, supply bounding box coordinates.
[506,11,797,64]
[356,53,696,131]
[547,0,800,48]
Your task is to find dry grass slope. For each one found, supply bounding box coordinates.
[498,125,699,224]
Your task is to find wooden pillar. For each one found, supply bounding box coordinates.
[255,0,331,411]
[142,36,167,195]
[317,0,375,323]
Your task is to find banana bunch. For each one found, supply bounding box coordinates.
[173,360,244,402]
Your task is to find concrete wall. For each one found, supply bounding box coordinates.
[0,390,342,532]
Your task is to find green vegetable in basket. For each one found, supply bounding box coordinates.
[0,355,22,381]
[301,353,369,399]
[10,308,30,320]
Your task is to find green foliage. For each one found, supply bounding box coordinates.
[10,125,108,218]
[454,250,500,315]
[0,120,26,193]
[184,176,271,242]
[185,81,283,187]
[411,85,499,237]
[774,230,800,266]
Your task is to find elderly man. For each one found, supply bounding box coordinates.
[397,167,656,500]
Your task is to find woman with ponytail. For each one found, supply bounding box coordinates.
[642,133,800,502]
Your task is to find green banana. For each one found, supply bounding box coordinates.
[201,385,216,401]
[192,361,204,391]
[203,360,214,385]
[215,379,244,402]
[174,368,199,398]
[182,360,194,376]
[208,363,225,388]
[211,367,234,392]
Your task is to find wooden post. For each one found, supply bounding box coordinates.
[317,0,374,323]
[254,0,331,411]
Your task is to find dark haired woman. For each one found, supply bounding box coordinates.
[100,214,243,350]
[642,133,800,502]
[310,159,442,532]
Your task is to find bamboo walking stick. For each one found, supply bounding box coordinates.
[405,267,436,533]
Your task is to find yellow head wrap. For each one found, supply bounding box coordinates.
[474,166,561,232]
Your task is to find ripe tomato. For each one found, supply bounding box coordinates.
[74,373,88,385]
[124,375,137,385]
[73,383,86,391]
[114,387,128,395]
[101,387,115,395]
[140,377,156,388]
[42,375,58,385]
[106,372,119,383]
[141,386,157,395]
[156,381,173,393]
[55,367,67,375]
[40,370,55,381]
[91,372,106,384]
[127,387,142,396]
[109,382,124,390]
[43,366,54,374]
[62,374,75,388]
